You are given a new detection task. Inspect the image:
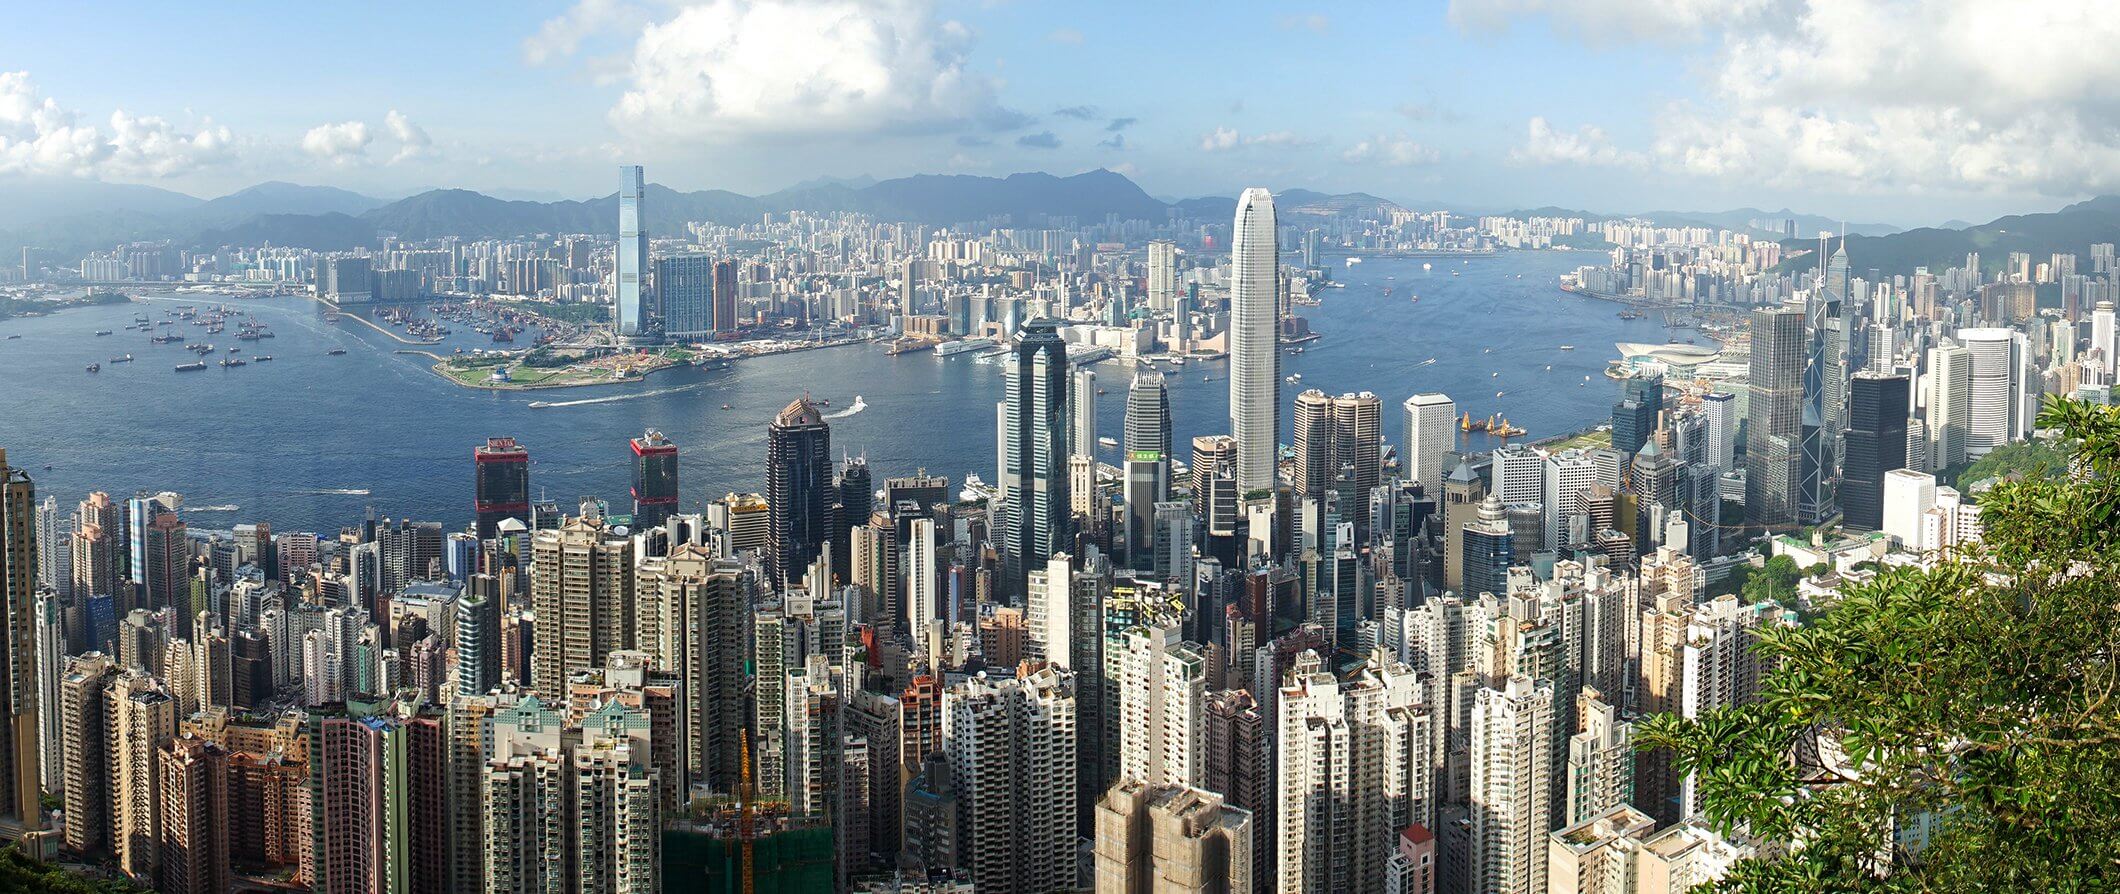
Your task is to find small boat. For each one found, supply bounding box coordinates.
[254,355,274,362]
[1452,271,1459,277]
[1422,263,1432,271]
[1096,388,1108,395]
[326,348,347,356]
[1544,365,1552,371]
[1496,391,1505,397]
[1491,372,1499,378]
[721,404,733,410]
[110,354,133,363]
[94,330,112,336]
[1169,357,1186,366]
[1418,358,1437,366]
[85,363,100,373]
[1559,345,1575,351]
[1482,348,1493,354]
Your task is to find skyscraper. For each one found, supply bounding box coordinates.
[1403,393,1457,490]
[629,429,679,530]
[474,437,530,539]
[1147,240,1178,314]
[1611,375,1663,460]
[1229,187,1280,495]
[1469,676,1555,894]
[616,164,647,337]
[712,260,739,333]
[767,397,832,589]
[529,516,633,695]
[1926,340,1972,471]
[0,450,41,843]
[946,666,1079,894]
[1959,327,2030,457]
[1124,372,1173,566]
[654,254,714,337]
[999,320,1073,592]
[1071,368,1098,459]
[1746,305,1805,528]
[1842,372,1910,531]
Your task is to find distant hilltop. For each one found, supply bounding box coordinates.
[4,169,1402,254]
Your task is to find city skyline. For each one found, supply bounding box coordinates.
[4,6,2119,891]
[7,1,2120,224]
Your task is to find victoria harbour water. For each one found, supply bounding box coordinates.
[0,250,1677,533]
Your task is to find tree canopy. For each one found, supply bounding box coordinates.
[1639,397,2120,891]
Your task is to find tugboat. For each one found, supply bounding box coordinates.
[254,355,274,362]
[110,354,133,363]
[326,348,347,356]
[94,329,112,336]
[86,363,100,373]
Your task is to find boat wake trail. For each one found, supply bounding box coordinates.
[190,504,240,512]
[295,488,371,496]
[825,396,867,419]
[528,382,712,408]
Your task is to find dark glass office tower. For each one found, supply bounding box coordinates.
[767,397,832,589]
[473,438,530,539]
[999,319,1073,594]
[630,429,680,530]
[1841,372,1910,531]
[1611,374,1664,460]
[831,455,871,584]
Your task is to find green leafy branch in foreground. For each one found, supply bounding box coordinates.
[1638,396,2120,893]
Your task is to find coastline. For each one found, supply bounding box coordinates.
[406,336,876,391]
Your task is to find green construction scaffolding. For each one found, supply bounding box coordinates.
[663,825,835,894]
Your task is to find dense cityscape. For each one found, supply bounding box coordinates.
[8,3,2120,893]
[3,152,2113,894]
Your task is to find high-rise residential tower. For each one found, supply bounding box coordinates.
[767,397,832,589]
[1147,240,1178,314]
[616,164,647,337]
[999,320,1073,592]
[1229,187,1280,495]
[0,450,40,842]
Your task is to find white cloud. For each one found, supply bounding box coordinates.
[1468,0,2120,196]
[1342,133,1438,167]
[1199,127,1315,152]
[384,110,434,164]
[523,0,645,64]
[1447,0,1765,45]
[301,121,371,162]
[1046,27,1084,45]
[1277,14,1330,34]
[607,0,1020,139]
[0,71,238,179]
[1510,117,1641,167]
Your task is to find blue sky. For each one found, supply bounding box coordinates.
[3,1,2113,225]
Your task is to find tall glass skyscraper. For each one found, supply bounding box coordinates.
[1228,187,1279,496]
[616,165,647,337]
[999,319,1073,592]
[1747,304,1806,527]
[766,397,832,589]
[1124,372,1172,565]
[1842,372,1910,531]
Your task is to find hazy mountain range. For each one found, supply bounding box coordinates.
[4,170,2118,277]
